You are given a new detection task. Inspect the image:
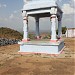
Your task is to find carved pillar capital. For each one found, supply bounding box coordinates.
[50,7,57,15]
[50,15,57,20]
[23,16,28,24]
[22,11,27,17]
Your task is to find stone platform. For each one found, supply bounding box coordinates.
[18,40,64,54]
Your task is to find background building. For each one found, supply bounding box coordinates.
[66,28,75,37]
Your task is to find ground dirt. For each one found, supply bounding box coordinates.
[0,38,75,75]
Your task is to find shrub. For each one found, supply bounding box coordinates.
[56,26,67,34]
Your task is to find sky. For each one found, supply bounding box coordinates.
[0,0,75,32]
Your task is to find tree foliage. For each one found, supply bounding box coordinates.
[56,26,67,34]
[28,33,35,39]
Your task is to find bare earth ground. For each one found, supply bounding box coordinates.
[0,38,75,75]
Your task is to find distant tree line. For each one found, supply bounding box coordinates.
[28,27,67,39]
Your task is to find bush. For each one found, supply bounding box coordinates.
[42,34,51,39]
[28,33,35,39]
[62,27,67,34]
[56,26,67,34]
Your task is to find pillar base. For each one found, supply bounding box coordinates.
[57,36,61,39]
[57,37,62,41]
[18,40,64,54]
[22,38,30,42]
[50,40,57,42]
[35,36,41,40]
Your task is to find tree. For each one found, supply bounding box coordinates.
[62,26,67,34]
[28,33,35,39]
[56,26,67,34]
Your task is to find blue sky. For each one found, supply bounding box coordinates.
[0,0,75,32]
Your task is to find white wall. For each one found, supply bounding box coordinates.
[66,29,75,37]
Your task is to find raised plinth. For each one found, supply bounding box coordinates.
[18,40,64,54]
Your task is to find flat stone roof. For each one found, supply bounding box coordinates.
[23,0,61,11]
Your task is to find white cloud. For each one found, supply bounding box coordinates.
[0,4,2,8]
[69,0,75,8]
[0,17,8,22]
[59,0,62,1]
[73,0,75,2]
[0,4,1,8]
[0,4,7,8]
[3,4,7,8]
[13,11,17,13]
[13,10,21,14]
[62,4,75,14]
[9,14,14,19]
[23,0,26,3]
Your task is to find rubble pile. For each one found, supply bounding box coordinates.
[0,38,20,46]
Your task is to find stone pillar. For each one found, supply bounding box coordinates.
[22,15,28,42]
[50,15,57,42]
[35,17,40,39]
[58,19,62,39]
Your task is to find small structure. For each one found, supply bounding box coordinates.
[18,0,64,54]
[66,28,75,38]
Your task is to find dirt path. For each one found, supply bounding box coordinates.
[0,38,75,75]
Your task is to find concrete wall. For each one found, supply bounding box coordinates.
[19,41,64,54]
[66,29,75,37]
